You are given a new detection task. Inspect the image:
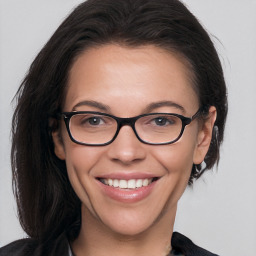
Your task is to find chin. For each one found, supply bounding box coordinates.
[97,206,165,237]
[105,220,154,237]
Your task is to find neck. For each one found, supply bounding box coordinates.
[71,205,176,256]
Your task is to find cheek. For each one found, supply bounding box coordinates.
[151,138,197,208]
[63,137,105,173]
[153,137,197,177]
[63,143,105,199]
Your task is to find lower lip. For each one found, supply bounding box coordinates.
[97,180,157,203]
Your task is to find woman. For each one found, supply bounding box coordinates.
[0,0,227,255]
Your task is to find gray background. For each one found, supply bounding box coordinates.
[0,1,256,255]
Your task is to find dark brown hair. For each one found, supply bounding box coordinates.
[11,0,227,241]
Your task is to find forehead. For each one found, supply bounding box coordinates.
[65,44,199,115]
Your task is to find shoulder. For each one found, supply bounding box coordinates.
[0,238,38,256]
[171,232,219,256]
[0,233,69,256]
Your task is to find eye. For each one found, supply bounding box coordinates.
[71,113,116,130]
[87,116,104,126]
[72,114,107,127]
[152,116,176,126]
[154,117,168,126]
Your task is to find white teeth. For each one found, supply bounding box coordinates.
[127,179,136,189]
[136,179,143,188]
[142,179,149,186]
[101,178,154,189]
[113,179,119,187]
[119,180,128,189]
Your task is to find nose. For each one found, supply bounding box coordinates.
[107,125,147,164]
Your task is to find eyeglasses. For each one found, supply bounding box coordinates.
[60,109,202,146]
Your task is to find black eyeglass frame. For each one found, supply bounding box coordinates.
[60,108,203,146]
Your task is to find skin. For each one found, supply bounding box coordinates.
[52,44,216,256]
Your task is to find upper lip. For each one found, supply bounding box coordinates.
[96,172,161,180]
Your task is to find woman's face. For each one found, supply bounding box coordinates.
[53,44,215,236]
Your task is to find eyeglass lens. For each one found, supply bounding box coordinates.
[69,113,183,145]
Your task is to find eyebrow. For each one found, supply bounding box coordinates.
[143,101,185,114]
[72,100,185,114]
[72,100,111,112]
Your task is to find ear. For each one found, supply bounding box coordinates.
[51,125,66,160]
[193,106,217,165]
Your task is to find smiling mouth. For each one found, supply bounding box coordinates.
[97,177,159,189]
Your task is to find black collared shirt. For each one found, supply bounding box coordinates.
[0,232,219,256]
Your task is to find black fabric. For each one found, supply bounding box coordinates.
[0,231,219,256]
[0,232,69,256]
[171,232,219,256]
